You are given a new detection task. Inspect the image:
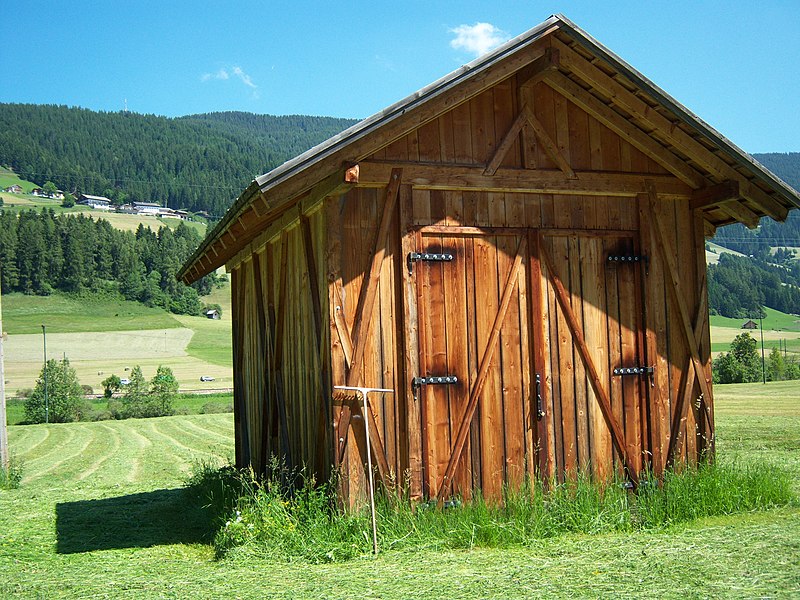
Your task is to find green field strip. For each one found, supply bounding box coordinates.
[75,423,122,482]
[5,425,38,454]
[175,416,233,444]
[165,417,232,448]
[152,418,230,463]
[17,425,75,473]
[142,420,219,475]
[24,427,94,484]
[102,420,154,485]
[192,413,234,436]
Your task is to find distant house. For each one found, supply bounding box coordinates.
[78,193,112,210]
[133,202,161,215]
[742,319,759,330]
[3,184,23,194]
[31,187,64,199]
[204,308,220,320]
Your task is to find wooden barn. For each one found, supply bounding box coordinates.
[179,15,800,505]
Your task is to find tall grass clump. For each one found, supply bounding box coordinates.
[0,455,23,490]
[635,460,794,527]
[191,459,794,563]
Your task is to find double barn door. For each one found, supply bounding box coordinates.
[411,227,648,500]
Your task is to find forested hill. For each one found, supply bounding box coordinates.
[0,103,357,217]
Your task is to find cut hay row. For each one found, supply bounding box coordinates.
[11,414,234,488]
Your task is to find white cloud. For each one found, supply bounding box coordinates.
[231,66,257,89]
[201,65,257,91]
[201,68,230,82]
[449,23,509,57]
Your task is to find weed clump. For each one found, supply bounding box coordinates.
[0,455,23,490]
[189,459,794,563]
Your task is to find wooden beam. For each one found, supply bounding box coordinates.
[538,238,637,484]
[543,72,707,189]
[523,105,577,179]
[690,181,740,210]
[517,47,560,88]
[436,237,527,501]
[552,37,790,220]
[717,200,760,230]
[484,107,528,176]
[358,160,693,198]
[646,182,714,409]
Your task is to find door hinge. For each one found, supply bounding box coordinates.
[612,365,655,387]
[407,252,454,273]
[612,366,654,376]
[606,254,649,275]
[412,375,458,388]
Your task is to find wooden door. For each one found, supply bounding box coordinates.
[537,231,647,482]
[413,228,540,501]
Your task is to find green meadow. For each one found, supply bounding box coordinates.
[1,381,798,598]
[2,289,232,398]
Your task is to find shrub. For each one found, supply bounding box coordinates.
[121,365,177,418]
[24,358,83,423]
[81,384,94,396]
[0,455,23,490]
[201,402,234,414]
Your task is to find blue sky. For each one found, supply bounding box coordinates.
[3,1,799,152]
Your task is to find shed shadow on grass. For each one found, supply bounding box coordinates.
[56,486,216,554]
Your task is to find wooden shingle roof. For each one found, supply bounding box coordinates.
[180,14,800,284]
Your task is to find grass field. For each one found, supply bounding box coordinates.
[2,290,232,396]
[710,307,800,356]
[0,382,798,598]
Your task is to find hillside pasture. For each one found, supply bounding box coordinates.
[4,327,232,397]
[2,290,233,395]
[0,384,798,597]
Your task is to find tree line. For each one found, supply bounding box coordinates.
[713,332,800,384]
[24,358,179,423]
[0,208,220,314]
[0,103,357,217]
[708,252,800,318]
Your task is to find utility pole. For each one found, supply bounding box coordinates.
[42,325,49,423]
[0,276,8,474]
[759,312,766,384]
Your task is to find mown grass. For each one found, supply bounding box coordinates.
[0,384,798,598]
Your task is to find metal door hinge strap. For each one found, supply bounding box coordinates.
[407,252,454,273]
[535,373,545,420]
[606,254,649,274]
[412,375,458,387]
[612,366,654,376]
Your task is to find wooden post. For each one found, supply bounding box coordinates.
[0,277,7,475]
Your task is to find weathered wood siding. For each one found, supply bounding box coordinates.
[325,62,714,501]
[230,209,331,481]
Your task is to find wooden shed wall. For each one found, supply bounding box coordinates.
[229,37,714,504]
[230,208,331,480]
[324,69,713,502]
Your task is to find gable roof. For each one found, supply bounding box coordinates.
[179,14,800,284]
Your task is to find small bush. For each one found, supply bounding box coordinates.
[16,388,33,399]
[107,399,124,419]
[81,384,94,396]
[0,455,24,490]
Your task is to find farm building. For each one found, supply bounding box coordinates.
[179,15,800,505]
